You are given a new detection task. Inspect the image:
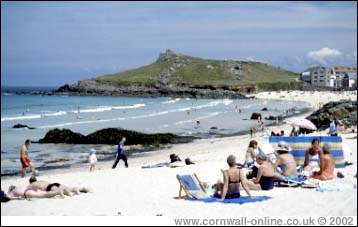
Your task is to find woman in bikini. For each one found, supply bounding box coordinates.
[273,141,297,177]
[214,155,252,201]
[28,176,89,196]
[6,185,64,200]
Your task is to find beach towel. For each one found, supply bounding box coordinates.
[189,195,272,204]
[275,175,308,187]
[316,182,357,192]
[283,176,306,184]
[142,162,169,168]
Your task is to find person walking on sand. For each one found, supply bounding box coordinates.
[19,139,36,178]
[112,137,129,169]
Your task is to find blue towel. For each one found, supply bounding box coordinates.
[189,196,272,204]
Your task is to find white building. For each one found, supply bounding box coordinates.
[333,66,357,88]
[303,66,335,87]
[301,65,357,89]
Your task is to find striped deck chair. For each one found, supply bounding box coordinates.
[176,174,207,199]
[267,136,345,168]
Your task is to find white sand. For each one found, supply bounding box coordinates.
[1,91,357,216]
[255,90,357,111]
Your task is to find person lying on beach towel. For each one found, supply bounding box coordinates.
[142,154,194,169]
[28,176,90,197]
[6,185,64,200]
[213,155,252,201]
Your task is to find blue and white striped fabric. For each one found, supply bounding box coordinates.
[268,136,345,168]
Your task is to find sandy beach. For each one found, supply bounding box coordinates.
[1,91,357,217]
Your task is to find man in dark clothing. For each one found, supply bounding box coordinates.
[112,137,128,169]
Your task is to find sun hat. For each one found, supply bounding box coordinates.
[275,141,291,153]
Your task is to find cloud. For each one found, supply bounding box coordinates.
[306,47,342,64]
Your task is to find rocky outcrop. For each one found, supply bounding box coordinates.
[56,80,247,99]
[250,113,262,120]
[12,124,35,130]
[37,128,195,145]
[38,128,86,144]
[306,100,357,130]
[265,115,283,121]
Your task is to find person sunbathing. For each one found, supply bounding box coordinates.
[6,185,64,200]
[273,141,297,177]
[213,155,252,201]
[28,176,89,197]
[245,154,276,190]
[311,144,335,181]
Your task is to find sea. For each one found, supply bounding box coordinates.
[1,86,311,176]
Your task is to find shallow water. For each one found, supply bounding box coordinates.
[1,94,310,175]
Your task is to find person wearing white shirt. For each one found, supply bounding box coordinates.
[89,148,97,172]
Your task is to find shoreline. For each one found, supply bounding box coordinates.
[0,90,355,179]
[1,105,313,178]
[4,89,356,179]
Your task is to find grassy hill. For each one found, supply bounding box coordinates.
[94,49,299,90]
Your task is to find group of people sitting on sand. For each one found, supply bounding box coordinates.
[1,176,90,202]
[212,138,337,200]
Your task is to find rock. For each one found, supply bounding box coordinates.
[12,124,35,130]
[261,107,268,111]
[38,128,86,144]
[38,128,195,145]
[306,100,357,130]
[265,115,283,121]
[210,126,218,130]
[250,112,262,120]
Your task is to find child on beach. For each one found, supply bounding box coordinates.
[89,148,97,172]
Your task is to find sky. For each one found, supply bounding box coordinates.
[1,1,357,87]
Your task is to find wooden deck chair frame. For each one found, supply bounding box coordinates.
[177,173,207,199]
